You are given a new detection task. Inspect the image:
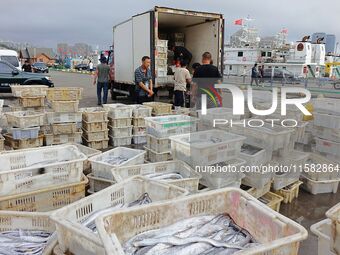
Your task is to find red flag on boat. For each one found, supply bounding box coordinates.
[234,19,243,25]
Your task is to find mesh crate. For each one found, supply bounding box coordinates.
[19,96,45,108]
[145,146,172,162]
[4,133,43,150]
[47,88,83,101]
[109,126,132,137]
[143,102,172,116]
[44,132,82,145]
[258,192,284,212]
[81,107,109,122]
[68,143,102,172]
[82,120,108,132]
[243,181,272,199]
[303,153,340,181]
[6,111,45,128]
[300,175,339,195]
[109,135,132,147]
[103,104,132,119]
[132,135,146,145]
[51,100,79,113]
[83,129,109,141]
[132,118,145,127]
[0,176,87,212]
[133,126,146,135]
[129,104,152,118]
[46,112,82,124]
[146,133,171,153]
[310,219,335,255]
[82,137,109,150]
[109,117,132,127]
[325,203,340,254]
[50,176,187,255]
[10,85,48,97]
[95,188,308,255]
[10,126,40,139]
[51,123,79,135]
[274,181,303,204]
[87,173,116,193]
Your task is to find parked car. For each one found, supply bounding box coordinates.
[0,49,21,71]
[32,62,49,73]
[74,63,89,71]
[262,68,299,84]
[0,60,53,93]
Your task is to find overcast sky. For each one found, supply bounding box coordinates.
[1,0,339,50]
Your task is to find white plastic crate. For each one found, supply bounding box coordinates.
[145,114,198,138]
[231,121,294,154]
[0,176,87,212]
[132,126,146,135]
[109,136,132,147]
[244,181,272,199]
[50,176,188,255]
[300,175,339,194]
[132,135,146,144]
[313,98,340,115]
[197,107,241,126]
[89,147,146,179]
[10,85,48,97]
[46,87,83,101]
[9,105,46,112]
[310,219,336,255]
[170,129,246,167]
[240,143,268,166]
[11,126,40,139]
[81,107,108,122]
[254,102,305,121]
[46,112,82,124]
[82,120,108,132]
[325,203,340,254]
[155,58,167,66]
[68,143,102,172]
[0,145,86,196]
[315,137,340,158]
[145,146,172,162]
[109,117,132,127]
[87,173,116,193]
[103,104,133,118]
[4,133,44,150]
[143,102,172,116]
[45,132,82,145]
[314,112,340,129]
[51,100,79,113]
[146,133,171,153]
[132,117,145,127]
[95,188,308,255]
[83,129,109,141]
[112,160,200,192]
[129,104,152,118]
[156,45,167,54]
[82,137,109,150]
[19,96,45,108]
[51,122,79,135]
[156,39,168,48]
[0,211,57,255]
[199,158,246,189]
[6,111,44,128]
[109,125,132,137]
[304,153,340,181]
[271,150,309,190]
[313,125,340,143]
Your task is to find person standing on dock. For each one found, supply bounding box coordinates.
[93,57,111,105]
[251,63,259,86]
[134,56,154,104]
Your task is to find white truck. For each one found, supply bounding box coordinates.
[108,6,225,99]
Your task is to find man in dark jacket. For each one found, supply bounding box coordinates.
[173,46,192,66]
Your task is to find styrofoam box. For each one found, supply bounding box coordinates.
[0,211,57,255]
[112,160,201,192]
[325,203,340,254]
[0,145,86,196]
[89,147,146,179]
[301,175,339,194]
[109,136,132,147]
[145,146,172,162]
[95,188,308,255]
[50,176,188,255]
[231,121,294,153]
[109,126,133,137]
[310,219,336,255]
[146,133,171,153]
[103,104,133,119]
[313,125,340,143]
[45,132,82,145]
[81,107,109,122]
[46,112,82,124]
[132,135,146,144]
[271,150,309,190]
[199,159,246,189]
[304,153,340,181]
[145,115,198,138]
[11,126,40,139]
[314,112,340,129]
[6,111,45,128]
[129,104,152,118]
[313,98,340,116]
[170,129,246,167]
[315,137,340,157]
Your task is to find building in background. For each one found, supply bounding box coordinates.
[20,47,56,66]
[57,42,93,59]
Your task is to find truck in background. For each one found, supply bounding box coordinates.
[108,6,224,100]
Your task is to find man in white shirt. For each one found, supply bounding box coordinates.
[89,61,94,73]
[174,61,191,107]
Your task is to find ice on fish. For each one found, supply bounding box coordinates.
[101,155,129,165]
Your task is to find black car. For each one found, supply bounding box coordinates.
[74,63,89,71]
[32,62,49,73]
[262,68,299,84]
[0,60,53,93]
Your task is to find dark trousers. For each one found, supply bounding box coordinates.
[174,90,185,107]
[136,94,153,104]
[97,82,108,104]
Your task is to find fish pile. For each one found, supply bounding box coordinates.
[123,214,258,255]
[82,193,153,233]
[144,172,184,181]
[101,155,129,165]
[0,230,52,255]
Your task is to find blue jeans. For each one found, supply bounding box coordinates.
[97,82,108,104]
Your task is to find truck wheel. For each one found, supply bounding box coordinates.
[334,82,340,90]
[111,90,117,100]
